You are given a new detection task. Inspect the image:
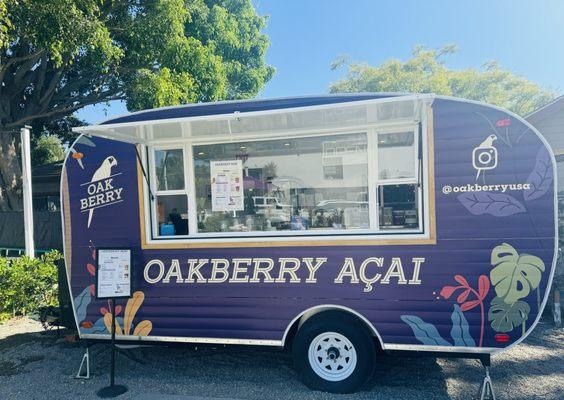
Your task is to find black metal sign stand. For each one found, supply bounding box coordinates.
[96,298,128,398]
[95,247,132,399]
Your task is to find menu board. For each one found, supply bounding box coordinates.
[210,160,244,212]
[96,249,132,299]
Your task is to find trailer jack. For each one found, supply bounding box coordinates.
[479,356,496,400]
[76,347,90,379]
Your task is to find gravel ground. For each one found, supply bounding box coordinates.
[0,317,562,400]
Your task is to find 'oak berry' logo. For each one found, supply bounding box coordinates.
[79,156,123,228]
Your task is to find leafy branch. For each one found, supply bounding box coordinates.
[440,274,490,347]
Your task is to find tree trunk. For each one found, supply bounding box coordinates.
[0,132,23,211]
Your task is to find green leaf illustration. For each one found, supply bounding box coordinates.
[490,243,545,304]
[400,315,451,346]
[450,304,476,347]
[488,297,530,333]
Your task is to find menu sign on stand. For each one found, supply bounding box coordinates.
[96,248,131,299]
[95,248,131,398]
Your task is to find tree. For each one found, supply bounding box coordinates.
[31,135,65,167]
[33,114,84,148]
[0,0,274,210]
[330,45,556,117]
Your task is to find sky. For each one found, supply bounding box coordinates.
[77,0,564,124]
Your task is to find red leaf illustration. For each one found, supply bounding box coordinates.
[87,263,95,276]
[100,307,109,315]
[496,118,511,127]
[460,299,481,312]
[454,275,469,288]
[81,321,93,329]
[115,305,123,315]
[440,285,458,299]
[456,289,471,304]
[89,284,95,296]
[478,275,490,299]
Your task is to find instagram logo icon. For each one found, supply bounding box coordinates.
[472,134,498,180]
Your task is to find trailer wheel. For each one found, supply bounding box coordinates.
[292,311,376,393]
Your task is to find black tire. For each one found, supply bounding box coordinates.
[292,310,376,393]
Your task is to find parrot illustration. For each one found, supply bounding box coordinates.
[475,134,497,181]
[87,156,118,228]
[479,133,497,148]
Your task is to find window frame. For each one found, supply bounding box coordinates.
[370,126,422,231]
[149,144,191,239]
[141,120,429,242]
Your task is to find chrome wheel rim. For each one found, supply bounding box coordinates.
[308,331,357,381]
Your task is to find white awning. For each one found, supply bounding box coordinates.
[73,94,434,145]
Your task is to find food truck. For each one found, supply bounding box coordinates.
[63,94,557,393]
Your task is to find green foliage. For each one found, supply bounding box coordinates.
[0,0,274,131]
[490,242,545,305]
[330,45,556,116]
[31,135,65,166]
[488,297,530,333]
[0,0,273,210]
[34,115,85,148]
[128,67,197,111]
[0,1,9,49]
[0,251,62,318]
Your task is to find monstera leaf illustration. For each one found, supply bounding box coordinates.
[488,297,530,333]
[490,243,545,304]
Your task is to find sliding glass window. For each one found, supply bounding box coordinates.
[193,133,370,233]
[374,129,421,230]
[151,148,189,237]
[144,126,424,239]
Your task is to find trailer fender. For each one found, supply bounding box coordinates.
[281,305,384,349]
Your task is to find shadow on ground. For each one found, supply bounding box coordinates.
[0,320,562,400]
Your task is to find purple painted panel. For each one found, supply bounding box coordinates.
[63,97,556,353]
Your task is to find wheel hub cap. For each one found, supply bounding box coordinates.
[308,332,357,382]
[327,347,340,360]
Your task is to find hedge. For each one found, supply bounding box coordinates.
[0,251,62,321]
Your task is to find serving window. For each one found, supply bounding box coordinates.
[193,133,370,233]
[144,126,424,240]
[137,95,434,241]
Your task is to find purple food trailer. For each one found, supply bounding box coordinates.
[63,94,557,394]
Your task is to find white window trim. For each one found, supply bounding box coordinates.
[149,145,190,239]
[142,119,429,243]
[372,127,422,231]
[186,144,198,236]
